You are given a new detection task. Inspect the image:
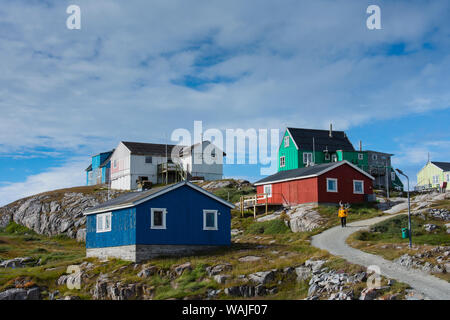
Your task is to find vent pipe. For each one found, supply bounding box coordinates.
[329,123,333,138]
[359,140,362,151]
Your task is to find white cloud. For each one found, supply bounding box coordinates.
[0,159,86,206]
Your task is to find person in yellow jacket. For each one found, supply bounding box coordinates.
[338,201,349,227]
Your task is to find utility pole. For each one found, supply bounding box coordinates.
[396,169,412,248]
[385,159,389,202]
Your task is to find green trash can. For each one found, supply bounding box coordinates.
[401,228,409,239]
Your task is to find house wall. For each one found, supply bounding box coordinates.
[278,130,299,171]
[257,177,319,205]
[417,162,446,187]
[179,141,224,180]
[317,164,373,204]
[86,207,136,249]
[129,154,166,188]
[110,143,132,190]
[135,185,231,246]
[257,163,373,205]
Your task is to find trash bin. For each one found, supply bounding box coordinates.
[401,228,409,239]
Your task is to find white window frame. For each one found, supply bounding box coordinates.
[280,156,286,168]
[325,153,330,161]
[326,178,338,193]
[432,175,439,184]
[151,208,167,229]
[96,212,112,233]
[263,184,272,198]
[372,154,377,160]
[303,152,313,164]
[203,210,218,231]
[113,160,117,168]
[331,154,337,162]
[391,172,396,181]
[358,153,364,160]
[284,136,290,147]
[145,156,152,164]
[353,180,364,194]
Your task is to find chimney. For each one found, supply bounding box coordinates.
[359,140,362,151]
[329,123,333,138]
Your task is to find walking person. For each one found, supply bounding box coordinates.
[338,201,348,228]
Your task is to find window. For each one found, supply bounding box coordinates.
[203,210,218,230]
[113,160,117,168]
[353,180,364,194]
[391,172,396,181]
[326,178,338,192]
[325,153,330,161]
[447,174,450,182]
[372,154,377,161]
[331,154,337,162]
[96,212,112,233]
[284,136,290,147]
[263,184,272,198]
[358,153,364,160]
[151,208,167,229]
[280,156,286,167]
[145,156,152,164]
[432,175,439,184]
[303,152,313,164]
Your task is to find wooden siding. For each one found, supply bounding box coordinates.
[136,185,230,245]
[257,163,373,205]
[278,130,299,171]
[86,207,136,248]
[86,184,231,249]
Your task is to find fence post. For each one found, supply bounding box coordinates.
[253,194,256,219]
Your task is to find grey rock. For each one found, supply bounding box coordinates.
[295,266,311,281]
[248,270,276,285]
[213,274,231,284]
[238,256,261,262]
[173,262,192,275]
[423,224,437,232]
[0,288,28,300]
[138,266,158,278]
[206,263,232,276]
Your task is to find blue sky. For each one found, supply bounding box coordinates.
[0,0,449,205]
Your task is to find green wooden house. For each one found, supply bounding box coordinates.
[277,126,403,190]
[278,126,367,171]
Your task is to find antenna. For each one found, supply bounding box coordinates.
[312,137,315,165]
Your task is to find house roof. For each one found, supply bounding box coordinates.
[286,127,355,152]
[431,161,450,172]
[181,141,226,157]
[83,181,235,215]
[85,150,114,171]
[121,141,183,156]
[99,150,114,168]
[254,160,374,186]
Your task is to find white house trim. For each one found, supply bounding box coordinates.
[326,178,338,192]
[353,180,364,194]
[96,212,112,233]
[150,208,167,229]
[203,209,218,230]
[254,160,374,186]
[84,181,235,215]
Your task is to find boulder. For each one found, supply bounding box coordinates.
[238,256,261,262]
[359,288,379,300]
[248,270,276,285]
[206,263,232,276]
[173,262,192,276]
[213,274,231,284]
[138,266,159,278]
[295,266,311,281]
[423,224,437,232]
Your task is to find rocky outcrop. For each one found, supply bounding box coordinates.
[257,204,325,232]
[0,188,124,239]
[0,257,35,268]
[0,287,40,300]
[394,247,450,274]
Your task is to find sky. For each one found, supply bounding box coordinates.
[0,0,449,205]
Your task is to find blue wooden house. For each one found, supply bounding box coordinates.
[85,150,114,186]
[83,181,234,262]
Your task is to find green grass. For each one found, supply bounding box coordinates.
[245,219,291,235]
[354,215,449,246]
[212,186,256,204]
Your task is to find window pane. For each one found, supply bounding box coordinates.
[206,212,215,228]
[153,211,163,226]
[354,182,362,192]
[328,180,336,191]
[97,215,103,230]
[105,215,111,229]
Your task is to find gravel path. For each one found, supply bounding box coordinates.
[311,214,450,300]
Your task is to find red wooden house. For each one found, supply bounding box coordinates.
[254,161,374,206]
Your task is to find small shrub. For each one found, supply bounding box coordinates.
[4,222,34,235]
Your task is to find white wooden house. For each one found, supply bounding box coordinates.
[110,141,224,190]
